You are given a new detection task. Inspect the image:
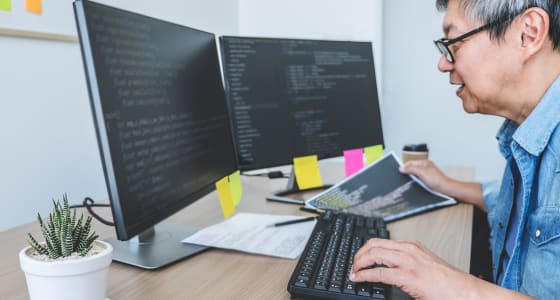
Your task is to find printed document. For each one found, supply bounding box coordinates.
[306,152,456,221]
[182,213,316,259]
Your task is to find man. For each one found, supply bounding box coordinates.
[349,0,560,299]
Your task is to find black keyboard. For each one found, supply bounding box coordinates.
[287,210,391,300]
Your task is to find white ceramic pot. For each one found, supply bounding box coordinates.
[19,240,113,300]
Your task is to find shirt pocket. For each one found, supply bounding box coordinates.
[528,207,560,246]
[521,208,560,299]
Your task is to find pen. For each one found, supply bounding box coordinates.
[270,216,316,227]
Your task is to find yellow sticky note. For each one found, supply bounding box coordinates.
[293,155,323,189]
[364,144,383,164]
[228,170,242,206]
[215,176,235,218]
[26,0,41,15]
[0,0,11,12]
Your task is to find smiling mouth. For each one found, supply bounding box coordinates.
[452,82,465,96]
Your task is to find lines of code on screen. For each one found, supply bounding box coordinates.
[81,3,236,236]
[220,37,384,171]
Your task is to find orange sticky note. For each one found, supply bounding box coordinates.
[215,176,235,218]
[293,155,323,189]
[26,0,41,15]
[343,148,364,177]
[364,144,383,164]
[0,0,11,12]
[228,170,242,207]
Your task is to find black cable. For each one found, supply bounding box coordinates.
[241,170,288,179]
[267,171,287,178]
[69,197,115,226]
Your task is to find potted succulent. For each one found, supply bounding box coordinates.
[18,194,113,300]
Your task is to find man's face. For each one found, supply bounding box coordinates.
[438,0,519,115]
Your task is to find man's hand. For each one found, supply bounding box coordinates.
[349,238,473,300]
[399,159,450,194]
[400,159,485,209]
[349,238,536,300]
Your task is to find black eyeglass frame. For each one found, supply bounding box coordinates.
[434,21,499,63]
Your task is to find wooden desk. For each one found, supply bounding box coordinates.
[0,161,473,299]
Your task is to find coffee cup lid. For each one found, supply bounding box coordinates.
[403,143,428,152]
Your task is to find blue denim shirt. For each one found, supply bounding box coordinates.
[482,76,560,299]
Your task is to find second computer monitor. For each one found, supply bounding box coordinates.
[220,36,384,171]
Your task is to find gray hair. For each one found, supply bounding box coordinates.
[436,0,560,49]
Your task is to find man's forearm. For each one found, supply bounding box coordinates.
[442,180,486,211]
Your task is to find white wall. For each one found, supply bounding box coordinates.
[381,1,504,181]
[0,0,239,231]
[238,0,383,97]
[0,36,104,231]
[96,0,239,35]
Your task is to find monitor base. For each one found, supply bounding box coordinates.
[104,222,208,270]
[265,166,332,204]
[266,185,333,205]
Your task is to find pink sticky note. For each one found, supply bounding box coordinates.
[343,148,364,177]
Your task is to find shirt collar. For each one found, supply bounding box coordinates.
[514,76,560,156]
[496,76,560,157]
[496,119,517,158]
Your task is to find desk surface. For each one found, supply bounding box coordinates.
[0,161,473,299]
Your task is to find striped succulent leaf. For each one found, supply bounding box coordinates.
[26,194,98,259]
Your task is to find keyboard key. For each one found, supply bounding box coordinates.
[357,283,371,296]
[297,274,310,281]
[355,216,365,227]
[373,284,387,299]
[294,279,308,287]
[314,281,327,290]
[328,283,342,293]
[367,228,378,236]
[378,229,390,239]
[343,281,356,294]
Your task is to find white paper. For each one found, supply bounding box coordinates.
[182,213,316,259]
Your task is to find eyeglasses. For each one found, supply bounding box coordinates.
[434,21,498,63]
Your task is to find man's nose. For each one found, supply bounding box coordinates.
[437,55,453,73]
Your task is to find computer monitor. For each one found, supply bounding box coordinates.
[74,0,237,269]
[219,36,384,202]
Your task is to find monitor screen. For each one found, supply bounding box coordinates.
[220,36,384,171]
[74,0,237,268]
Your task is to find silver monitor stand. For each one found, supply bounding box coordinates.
[104,222,208,270]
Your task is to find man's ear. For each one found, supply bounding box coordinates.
[519,7,550,60]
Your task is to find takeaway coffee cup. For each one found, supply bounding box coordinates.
[402,143,429,163]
